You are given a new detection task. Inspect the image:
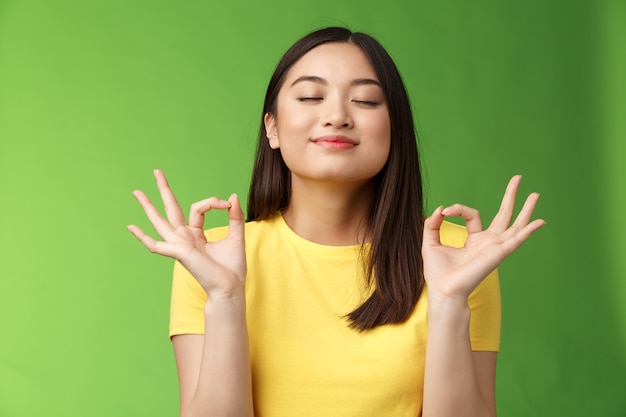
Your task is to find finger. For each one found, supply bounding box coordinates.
[132,189,176,240]
[499,192,542,242]
[501,218,546,255]
[422,206,444,247]
[188,197,231,229]
[488,175,522,232]
[154,169,187,228]
[127,224,179,258]
[226,194,246,242]
[441,204,483,234]
[511,192,541,229]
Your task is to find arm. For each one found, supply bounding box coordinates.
[421,175,545,417]
[173,296,252,417]
[423,300,498,417]
[128,170,253,417]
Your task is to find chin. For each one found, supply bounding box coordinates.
[306,173,378,185]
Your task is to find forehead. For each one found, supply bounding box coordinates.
[284,42,379,84]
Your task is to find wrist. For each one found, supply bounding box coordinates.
[206,282,246,302]
[427,291,471,321]
[204,290,246,315]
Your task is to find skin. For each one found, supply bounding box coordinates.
[128,42,545,417]
[422,175,544,417]
[265,43,391,245]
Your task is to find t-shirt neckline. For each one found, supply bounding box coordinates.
[271,213,367,257]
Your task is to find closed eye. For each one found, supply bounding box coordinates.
[298,97,323,102]
[353,100,380,107]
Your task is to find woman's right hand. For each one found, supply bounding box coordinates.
[127,169,247,300]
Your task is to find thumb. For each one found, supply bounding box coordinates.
[422,206,444,247]
[226,193,245,241]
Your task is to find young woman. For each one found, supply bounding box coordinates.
[128,27,545,417]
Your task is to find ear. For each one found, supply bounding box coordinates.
[264,112,279,149]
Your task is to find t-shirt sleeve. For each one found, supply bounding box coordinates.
[169,260,207,338]
[168,226,229,339]
[439,221,502,352]
[467,269,501,351]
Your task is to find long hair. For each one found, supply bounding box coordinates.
[247,27,425,331]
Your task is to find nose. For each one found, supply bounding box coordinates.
[321,96,354,129]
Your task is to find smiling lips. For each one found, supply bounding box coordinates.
[311,135,358,149]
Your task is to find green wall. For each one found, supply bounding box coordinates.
[0,1,623,415]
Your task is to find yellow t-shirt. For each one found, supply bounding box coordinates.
[170,214,501,417]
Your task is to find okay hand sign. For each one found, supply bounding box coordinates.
[128,170,247,300]
[422,175,545,304]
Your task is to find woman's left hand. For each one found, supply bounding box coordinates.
[422,175,546,304]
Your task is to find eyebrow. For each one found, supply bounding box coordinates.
[289,75,381,88]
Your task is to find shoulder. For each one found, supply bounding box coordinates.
[438,220,469,249]
[204,225,229,241]
[203,217,276,241]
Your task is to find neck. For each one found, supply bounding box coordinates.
[282,176,375,246]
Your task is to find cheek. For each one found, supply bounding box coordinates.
[275,96,315,134]
[363,112,391,146]
[378,112,392,137]
[371,114,392,166]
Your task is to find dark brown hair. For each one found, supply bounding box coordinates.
[247,27,425,331]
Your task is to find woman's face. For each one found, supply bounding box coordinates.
[264,42,391,186]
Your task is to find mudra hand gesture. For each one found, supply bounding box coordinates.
[127,169,247,300]
[422,175,545,304]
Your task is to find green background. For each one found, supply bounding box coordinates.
[1,0,624,415]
